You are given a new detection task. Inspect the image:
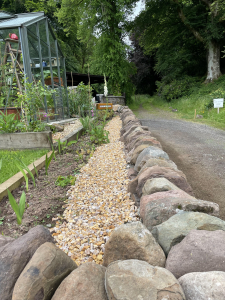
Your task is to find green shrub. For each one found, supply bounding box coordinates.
[156,76,201,102]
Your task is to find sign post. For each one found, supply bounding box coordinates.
[213,98,224,114]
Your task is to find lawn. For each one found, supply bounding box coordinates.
[0,149,49,184]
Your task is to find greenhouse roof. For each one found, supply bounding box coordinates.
[0,12,45,29]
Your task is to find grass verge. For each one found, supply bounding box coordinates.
[129,75,225,130]
[0,149,49,184]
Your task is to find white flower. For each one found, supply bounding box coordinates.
[104,85,108,97]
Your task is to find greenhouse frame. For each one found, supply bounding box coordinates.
[0,11,69,120]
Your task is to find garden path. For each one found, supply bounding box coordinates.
[51,116,139,265]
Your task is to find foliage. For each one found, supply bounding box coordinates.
[57,139,78,154]
[131,75,225,129]
[55,175,76,187]
[16,79,55,126]
[80,115,92,131]
[0,111,23,133]
[7,190,26,225]
[156,76,201,102]
[68,82,92,117]
[45,151,55,175]
[97,110,114,121]
[14,156,36,190]
[87,124,109,145]
[132,0,225,83]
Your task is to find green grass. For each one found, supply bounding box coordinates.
[129,75,225,130]
[0,149,49,184]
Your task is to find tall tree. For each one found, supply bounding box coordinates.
[135,0,225,82]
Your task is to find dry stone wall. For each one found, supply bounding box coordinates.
[1,105,225,300]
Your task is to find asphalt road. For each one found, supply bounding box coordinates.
[137,111,225,220]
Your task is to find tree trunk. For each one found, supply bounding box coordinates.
[205,41,221,82]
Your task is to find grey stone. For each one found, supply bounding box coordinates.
[131,144,153,165]
[103,221,166,267]
[152,212,225,255]
[178,271,225,300]
[127,132,154,150]
[105,259,185,300]
[123,126,148,144]
[128,166,193,198]
[12,242,77,300]
[141,196,219,231]
[139,158,178,173]
[134,146,169,172]
[142,177,181,196]
[0,236,14,248]
[120,121,141,136]
[0,225,54,300]
[52,262,107,300]
[166,230,225,278]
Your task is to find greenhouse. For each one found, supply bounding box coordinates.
[0,11,69,120]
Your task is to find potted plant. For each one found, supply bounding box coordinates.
[43,70,63,86]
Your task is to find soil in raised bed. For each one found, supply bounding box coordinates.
[0,133,98,238]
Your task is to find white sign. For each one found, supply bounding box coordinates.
[213,98,224,108]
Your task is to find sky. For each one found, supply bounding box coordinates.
[124,0,145,45]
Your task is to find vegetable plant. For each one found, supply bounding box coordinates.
[7,190,26,225]
[0,111,23,133]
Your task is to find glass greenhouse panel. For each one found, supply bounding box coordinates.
[0,12,68,121]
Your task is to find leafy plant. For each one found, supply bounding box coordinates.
[45,151,54,175]
[57,139,78,154]
[0,159,2,171]
[14,156,36,191]
[68,81,93,117]
[87,125,109,145]
[0,217,4,225]
[0,111,23,133]
[80,115,92,131]
[7,190,26,225]
[55,175,76,187]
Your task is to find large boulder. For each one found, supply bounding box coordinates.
[131,144,154,165]
[103,221,165,267]
[134,147,170,172]
[178,271,225,300]
[139,158,178,173]
[105,259,185,300]
[132,137,162,151]
[123,115,139,126]
[142,177,181,196]
[141,196,220,231]
[127,132,155,150]
[120,121,141,136]
[166,230,225,278]
[122,125,149,144]
[152,212,225,255]
[128,166,193,198]
[0,225,54,300]
[0,236,14,248]
[12,242,77,300]
[52,262,107,300]
[140,190,194,215]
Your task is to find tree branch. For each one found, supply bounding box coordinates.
[172,0,205,43]
[200,0,212,9]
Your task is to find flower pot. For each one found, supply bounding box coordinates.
[44,77,63,86]
[0,107,21,120]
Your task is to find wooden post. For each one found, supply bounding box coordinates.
[194,109,196,119]
[217,107,220,114]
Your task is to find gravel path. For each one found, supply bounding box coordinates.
[137,109,225,220]
[52,116,138,265]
